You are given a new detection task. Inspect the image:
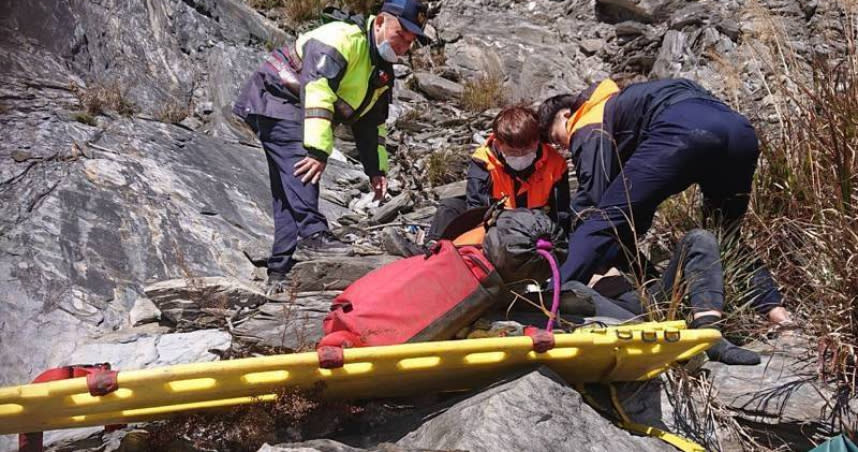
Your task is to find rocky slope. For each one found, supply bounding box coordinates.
[0,0,852,451]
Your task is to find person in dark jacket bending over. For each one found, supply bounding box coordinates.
[537,78,793,363]
[426,105,571,242]
[234,0,430,291]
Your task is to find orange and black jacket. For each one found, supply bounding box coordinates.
[566,78,717,223]
[467,135,571,231]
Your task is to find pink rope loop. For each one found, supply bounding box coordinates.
[536,246,562,331]
[536,238,553,251]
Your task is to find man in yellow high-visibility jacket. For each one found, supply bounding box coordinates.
[234,0,429,289]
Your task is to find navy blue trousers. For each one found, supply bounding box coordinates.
[246,115,328,276]
[561,99,782,313]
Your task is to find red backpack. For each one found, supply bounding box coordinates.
[318,241,504,348]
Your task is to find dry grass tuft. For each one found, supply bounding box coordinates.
[145,385,363,452]
[426,147,470,186]
[72,80,136,117]
[157,98,190,124]
[461,71,507,112]
[284,0,325,25]
[340,0,381,15]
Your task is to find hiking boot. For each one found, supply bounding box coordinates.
[293,230,353,261]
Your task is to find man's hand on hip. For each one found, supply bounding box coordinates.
[371,175,388,201]
[294,156,326,184]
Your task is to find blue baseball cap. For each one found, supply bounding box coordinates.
[381,0,431,43]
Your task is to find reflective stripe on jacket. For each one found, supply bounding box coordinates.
[233,16,392,176]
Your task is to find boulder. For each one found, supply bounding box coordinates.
[703,335,842,449]
[371,191,415,224]
[129,296,161,326]
[258,440,429,452]
[66,329,231,371]
[431,180,466,199]
[413,72,464,101]
[290,255,398,291]
[397,367,670,451]
[144,277,269,329]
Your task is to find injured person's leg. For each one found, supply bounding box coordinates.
[661,229,761,365]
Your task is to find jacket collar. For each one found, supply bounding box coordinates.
[565,79,620,136]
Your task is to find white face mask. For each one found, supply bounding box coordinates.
[504,152,537,171]
[377,39,399,63]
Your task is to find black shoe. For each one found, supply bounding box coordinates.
[705,339,761,366]
[294,230,353,260]
[691,315,761,366]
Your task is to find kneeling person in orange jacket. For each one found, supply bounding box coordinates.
[427,105,571,245]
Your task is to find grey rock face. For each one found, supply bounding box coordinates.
[435,0,613,101]
[0,0,289,392]
[66,329,231,371]
[397,367,670,452]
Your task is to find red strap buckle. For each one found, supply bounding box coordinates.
[317,346,345,369]
[524,326,555,353]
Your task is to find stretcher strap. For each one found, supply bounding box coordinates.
[607,385,706,452]
[317,346,345,369]
[523,327,555,353]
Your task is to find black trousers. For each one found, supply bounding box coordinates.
[565,229,727,320]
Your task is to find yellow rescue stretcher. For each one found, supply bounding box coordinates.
[0,321,717,436]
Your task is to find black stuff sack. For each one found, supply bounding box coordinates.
[482,208,567,283]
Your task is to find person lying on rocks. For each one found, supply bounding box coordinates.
[233,0,430,294]
[425,105,571,245]
[537,77,794,331]
[560,229,761,366]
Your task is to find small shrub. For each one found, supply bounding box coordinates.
[72,112,97,126]
[461,71,506,112]
[426,147,470,186]
[157,99,190,124]
[245,0,282,10]
[340,0,381,14]
[73,80,137,117]
[146,385,363,452]
[284,0,325,26]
